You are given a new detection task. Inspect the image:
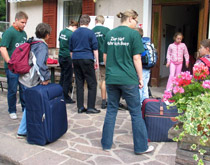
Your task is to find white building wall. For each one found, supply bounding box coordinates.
[95,0,144,29]
[9,0,43,38]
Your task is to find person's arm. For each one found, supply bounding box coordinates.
[93,50,99,69]
[183,44,189,68]
[103,53,107,66]
[0,47,10,63]
[133,54,143,89]
[166,45,171,67]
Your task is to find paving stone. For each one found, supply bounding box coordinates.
[75,144,111,155]
[143,161,165,165]
[62,149,92,161]
[46,140,68,151]
[90,139,102,148]
[60,158,87,165]
[115,134,133,144]
[94,121,103,127]
[86,131,102,140]
[113,149,149,164]
[21,150,68,165]
[60,132,76,140]
[71,126,99,135]
[0,133,44,162]
[75,119,94,126]
[158,142,177,155]
[155,155,176,165]
[94,156,122,165]
[120,121,132,131]
[72,114,90,120]
[115,129,129,134]
[71,137,90,145]
[87,160,96,165]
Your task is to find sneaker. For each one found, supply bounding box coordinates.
[135,146,154,155]
[103,148,111,152]
[9,113,17,120]
[16,134,26,139]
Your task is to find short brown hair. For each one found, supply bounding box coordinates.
[117,9,138,23]
[173,32,183,41]
[35,23,52,39]
[135,27,143,37]
[69,20,78,27]
[15,11,28,20]
[200,39,210,49]
[79,15,90,26]
[95,15,105,24]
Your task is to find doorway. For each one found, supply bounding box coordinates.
[151,0,209,87]
[160,5,199,79]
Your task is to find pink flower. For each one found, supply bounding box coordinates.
[163,90,172,101]
[202,80,210,89]
[173,86,184,94]
[193,63,209,80]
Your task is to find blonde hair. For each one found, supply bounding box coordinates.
[95,15,105,24]
[117,9,138,23]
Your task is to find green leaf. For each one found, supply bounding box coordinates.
[191,144,197,150]
[193,154,199,161]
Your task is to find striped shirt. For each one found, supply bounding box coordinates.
[166,42,189,64]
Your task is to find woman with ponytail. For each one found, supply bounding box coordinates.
[101,10,154,154]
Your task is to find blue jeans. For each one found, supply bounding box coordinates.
[139,69,150,104]
[6,69,25,113]
[17,107,27,135]
[17,85,27,135]
[101,84,148,153]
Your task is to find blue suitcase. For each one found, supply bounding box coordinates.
[25,83,68,145]
[142,98,178,142]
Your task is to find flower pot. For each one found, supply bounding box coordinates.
[168,125,210,165]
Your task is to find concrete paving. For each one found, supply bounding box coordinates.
[0,84,177,165]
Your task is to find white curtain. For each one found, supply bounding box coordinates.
[63,0,82,28]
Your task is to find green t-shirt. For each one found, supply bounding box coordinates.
[0,26,27,69]
[104,26,144,85]
[58,28,73,57]
[92,25,110,63]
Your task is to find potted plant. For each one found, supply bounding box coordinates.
[163,63,210,165]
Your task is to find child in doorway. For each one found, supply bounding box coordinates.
[166,32,189,91]
[195,39,210,67]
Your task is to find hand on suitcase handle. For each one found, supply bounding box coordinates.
[41,80,49,85]
[139,79,144,89]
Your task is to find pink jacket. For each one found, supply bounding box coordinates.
[166,42,189,64]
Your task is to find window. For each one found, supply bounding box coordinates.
[57,0,82,47]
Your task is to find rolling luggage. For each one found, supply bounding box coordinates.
[142,98,178,142]
[25,83,68,145]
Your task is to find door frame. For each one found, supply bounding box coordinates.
[151,0,209,86]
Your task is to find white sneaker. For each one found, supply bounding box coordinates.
[135,145,154,155]
[9,113,17,120]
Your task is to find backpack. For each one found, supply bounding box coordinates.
[8,37,42,74]
[141,37,157,69]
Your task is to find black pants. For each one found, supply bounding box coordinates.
[73,59,97,109]
[59,56,73,101]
